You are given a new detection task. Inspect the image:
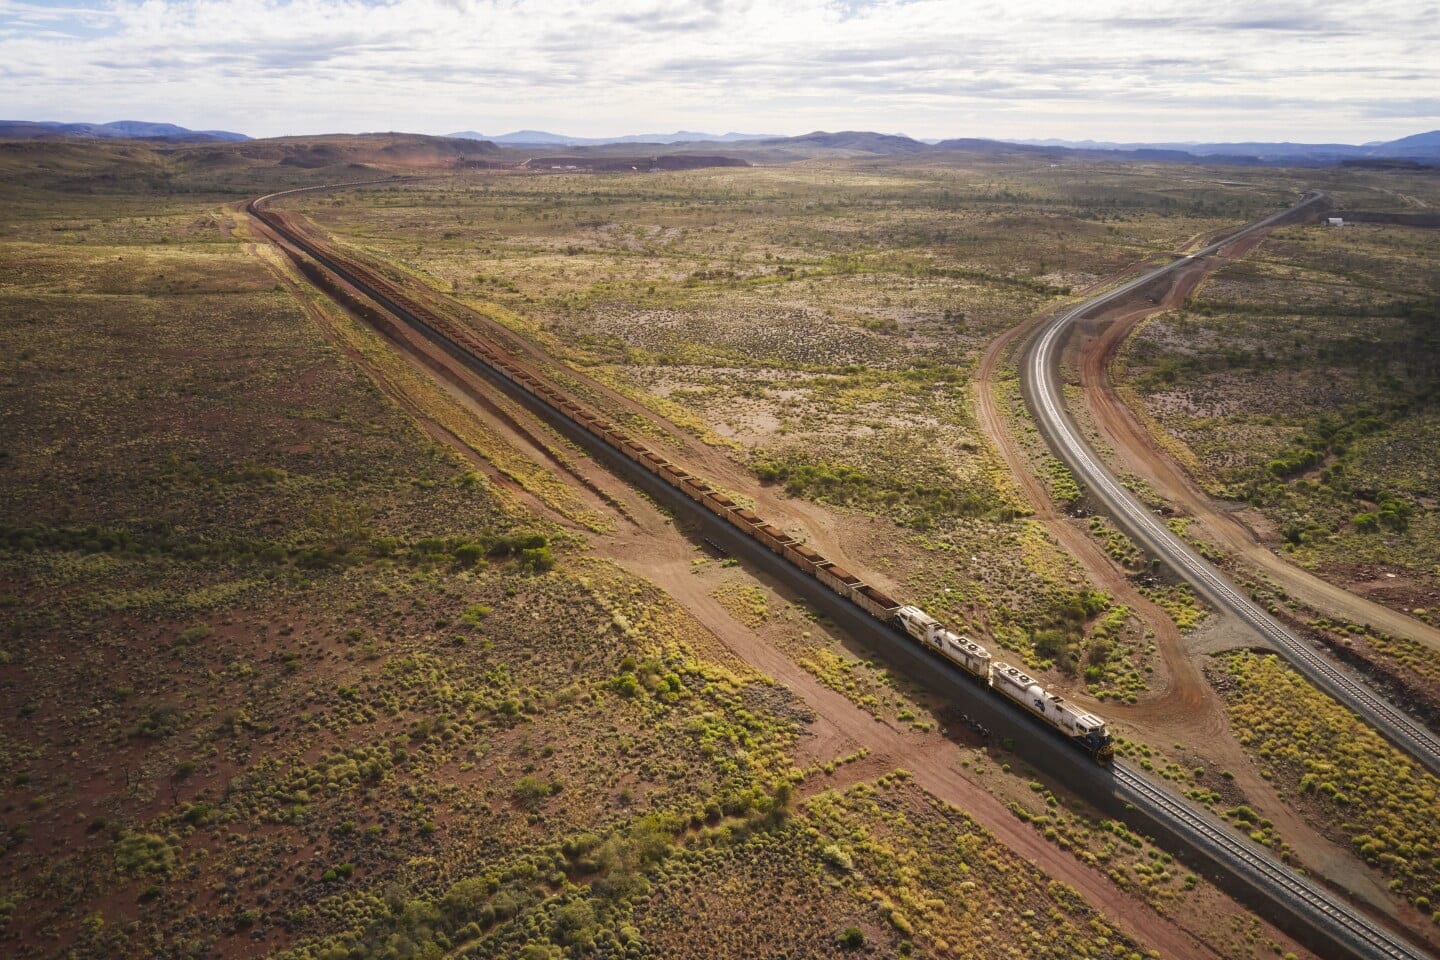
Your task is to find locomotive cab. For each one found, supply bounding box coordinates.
[1075,716,1114,764]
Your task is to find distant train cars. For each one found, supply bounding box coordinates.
[248,190,1114,765]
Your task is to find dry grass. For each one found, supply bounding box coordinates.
[1213,651,1440,917]
[7,144,1417,958]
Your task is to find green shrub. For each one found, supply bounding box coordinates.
[513,775,555,808]
[131,704,183,739]
[552,899,598,947]
[453,543,485,567]
[520,546,554,572]
[115,832,175,876]
[821,844,854,872]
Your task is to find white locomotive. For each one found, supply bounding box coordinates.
[896,605,993,677]
[894,605,1113,763]
[990,661,1113,761]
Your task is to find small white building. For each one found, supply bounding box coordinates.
[1327,217,1345,227]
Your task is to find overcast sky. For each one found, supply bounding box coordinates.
[1,0,1437,143]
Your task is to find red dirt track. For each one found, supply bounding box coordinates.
[1075,235,1440,657]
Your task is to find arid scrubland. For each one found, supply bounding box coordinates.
[1115,188,1440,721]
[1118,185,1440,610]
[294,162,1302,691]
[6,139,1436,958]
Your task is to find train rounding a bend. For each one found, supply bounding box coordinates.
[248,189,1116,766]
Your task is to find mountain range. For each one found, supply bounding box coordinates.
[448,127,1440,165]
[3,119,1437,166]
[446,129,775,146]
[0,120,249,142]
[1010,130,1440,162]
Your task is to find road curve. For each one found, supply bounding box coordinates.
[251,182,1435,960]
[1021,191,1440,779]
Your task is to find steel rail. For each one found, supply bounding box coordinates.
[1022,192,1440,778]
[1113,762,1423,959]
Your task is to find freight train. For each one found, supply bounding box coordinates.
[248,190,1116,766]
[476,355,1117,764]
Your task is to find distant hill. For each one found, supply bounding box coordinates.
[447,129,774,146]
[0,133,508,198]
[522,154,749,172]
[735,128,1440,166]
[930,137,1269,166]
[0,120,250,142]
[754,130,932,155]
[1008,131,1440,163]
[451,126,1440,167]
[8,120,1439,168]
[447,127,1440,165]
[216,133,500,169]
[1371,130,1440,156]
[932,137,1044,154]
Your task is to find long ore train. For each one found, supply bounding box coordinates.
[249,189,1116,766]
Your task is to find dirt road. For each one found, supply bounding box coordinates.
[1076,246,1440,655]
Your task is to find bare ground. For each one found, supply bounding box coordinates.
[240,206,1322,960]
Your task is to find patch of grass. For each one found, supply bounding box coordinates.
[1215,650,1440,909]
[712,579,770,627]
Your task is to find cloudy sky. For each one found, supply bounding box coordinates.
[1,0,1436,142]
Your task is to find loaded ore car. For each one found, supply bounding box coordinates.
[781,543,828,574]
[702,492,737,516]
[727,507,765,536]
[752,522,795,553]
[817,563,863,599]
[854,584,901,620]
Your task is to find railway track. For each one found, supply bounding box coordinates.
[1021,190,1440,779]
[250,181,1436,960]
[1114,763,1424,960]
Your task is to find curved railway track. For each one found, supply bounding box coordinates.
[1021,191,1440,779]
[250,181,1435,960]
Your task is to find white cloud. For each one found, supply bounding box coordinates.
[0,0,1435,141]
